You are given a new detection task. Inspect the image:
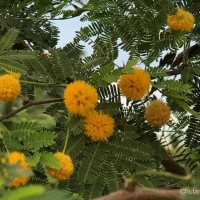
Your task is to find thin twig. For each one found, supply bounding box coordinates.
[0,98,64,122]
[62,113,70,153]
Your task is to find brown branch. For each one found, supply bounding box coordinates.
[0,98,64,122]
[150,68,182,80]
[166,69,182,76]
[171,44,200,68]
[162,157,187,176]
[94,186,181,200]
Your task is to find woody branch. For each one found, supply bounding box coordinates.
[0,98,64,122]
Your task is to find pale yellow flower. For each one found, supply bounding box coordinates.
[145,100,171,127]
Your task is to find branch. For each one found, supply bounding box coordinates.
[94,186,181,200]
[162,157,187,176]
[166,69,182,76]
[150,68,182,80]
[0,98,64,122]
[171,44,200,68]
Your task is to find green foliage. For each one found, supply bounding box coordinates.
[81,172,105,199]
[103,163,122,192]
[29,190,82,200]
[1,0,200,199]
[0,28,19,53]
[39,152,61,169]
[0,14,58,50]
[2,185,45,200]
[0,28,37,74]
[26,152,41,167]
[1,122,57,151]
[153,80,193,94]
[1,184,82,200]
[147,66,167,78]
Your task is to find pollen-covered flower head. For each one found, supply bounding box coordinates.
[7,152,31,188]
[46,152,74,180]
[118,68,151,100]
[167,8,195,32]
[0,74,21,101]
[64,81,98,116]
[83,111,115,141]
[145,100,171,127]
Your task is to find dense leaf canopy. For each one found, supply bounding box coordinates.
[0,0,200,200]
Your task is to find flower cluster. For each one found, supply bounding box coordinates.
[118,68,151,100]
[63,80,115,142]
[46,152,74,180]
[64,81,98,116]
[83,111,115,141]
[0,74,21,101]
[167,8,194,32]
[7,152,31,188]
[145,100,171,127]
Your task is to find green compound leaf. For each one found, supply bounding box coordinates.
[173,99,200,120]
[40,152,61,169]
[78,143,106,184]
[103,69,121,83]
[153,80,193,94]
[124,58,138,71]
[0,28,19,53]
[26,152,41,167]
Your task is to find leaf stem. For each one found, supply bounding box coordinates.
[20,80,66,87]
[62,113,70,153]
[128,170,192,183]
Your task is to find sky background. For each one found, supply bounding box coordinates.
[52,17,130,66]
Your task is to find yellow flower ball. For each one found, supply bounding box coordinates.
[119,68,151,100]
[145,100,171,127]
[84,111,115,141]
[64,81,98,116]
[7,152,31,188]
[0,74,21,101]
[46,152,74,181]
[167,8,194,32]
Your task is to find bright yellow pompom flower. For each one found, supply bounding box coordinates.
[46,152,74,180]
[7,152,31,188]
[84,111,115,141]
[0,74,21,101]
[145,100,171,127]
[64,81,98,115]
[167,8,194,32]
[119,68,151,100]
